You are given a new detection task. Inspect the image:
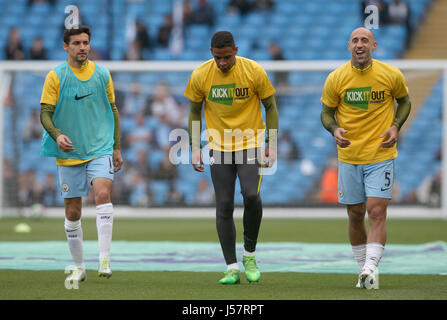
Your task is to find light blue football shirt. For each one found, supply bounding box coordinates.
[41,61,114,159]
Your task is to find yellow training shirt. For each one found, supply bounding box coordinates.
[40,60,115,166]
[184,56,276,151]
[321,59,409,164]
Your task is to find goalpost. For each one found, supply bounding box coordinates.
[0,60,446,218]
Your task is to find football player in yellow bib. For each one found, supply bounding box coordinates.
[321,27,411,289]
[185,31,278,284]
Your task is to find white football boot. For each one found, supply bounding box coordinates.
[65,267,86,284]
[359,265,379,290]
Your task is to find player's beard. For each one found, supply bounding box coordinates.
[219,60,235,73]
[76,52,88,64]
[352,51,372,69]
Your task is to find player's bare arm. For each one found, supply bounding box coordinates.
[261,95,279,168]
[333,128,351,148]
[188,100,204,172]
[192,149,204,172]
[113,149,123,172]
[56,134,74,152]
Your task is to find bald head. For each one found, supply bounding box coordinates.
[348,27,377,69]
[349,27,375,43]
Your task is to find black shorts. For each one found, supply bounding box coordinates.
[209,148,263,198]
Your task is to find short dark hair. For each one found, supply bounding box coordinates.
[211,31,235,49]
[63,25,91,44]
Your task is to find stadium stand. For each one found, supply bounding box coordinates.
[0,0,440,207]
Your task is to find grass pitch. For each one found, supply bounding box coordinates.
[0,217,446,300]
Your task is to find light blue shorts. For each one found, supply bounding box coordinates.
[338,159,394,205]
[57,154,114,198]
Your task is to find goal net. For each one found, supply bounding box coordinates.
[0,60,445,218]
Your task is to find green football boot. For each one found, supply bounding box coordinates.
[242,255,261,283]
[218,269,240,285]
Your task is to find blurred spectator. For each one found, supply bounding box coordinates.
[23,109,43,143]
[194,179,215,205]
[121,164,152,206]
[361,0,388,25]
[154,151,178,181]
[388,0,410,24]
[3,159,18,207]
[133,149,152,179]
[117,162,135,204]
[125,39,143,60]
[129,173,152,206]
[18,170,43,206]
[166,184,186,205]
[387,0,412,47]
[122,82,147,116]
[3,85,13,108]
[268,42,284,60]
[41,173,59,206]
[135,20,152,51]
[427,169,441,207]
[27,0,56,5]
[391,180,403,203]
[300,159,316,176]
[147,81,183,126]
[5,28,24,60]
[191,0,215,27]
[125,113,153,151]
[253,0,274,11]
[29,37,47,60]
[228,0,253,16]
[183,0,194,26]
[89,49,106,60]
[319,157,338,204]
[268,41,288,89]
[157,14,173,48]
[278,130,300,161]
[156,114,173,151]
[126,19,152,59]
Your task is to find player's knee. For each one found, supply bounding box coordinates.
[243,193,261,207]
[216,200,234,219]
[347,204,366,221]
[64,198,81,220]
[367,205,386,223]
[65,208,81,221]
[94,189,111,205]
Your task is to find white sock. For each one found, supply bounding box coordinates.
[96,203,113,262]
[64,218,85,270]
[352,244,366,270]
[227,263,239,271]
[243,249,256,257]
[364,242,384,269]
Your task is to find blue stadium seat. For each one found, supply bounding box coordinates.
[153,48,173,60]
[151,180,170,205]
[243,12,266,26]
[185,25,211,40]
[180,49,202,60]
[148,149,165,169]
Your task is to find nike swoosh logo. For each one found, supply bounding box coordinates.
[74,93,93,100]
[381,187,391,191]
